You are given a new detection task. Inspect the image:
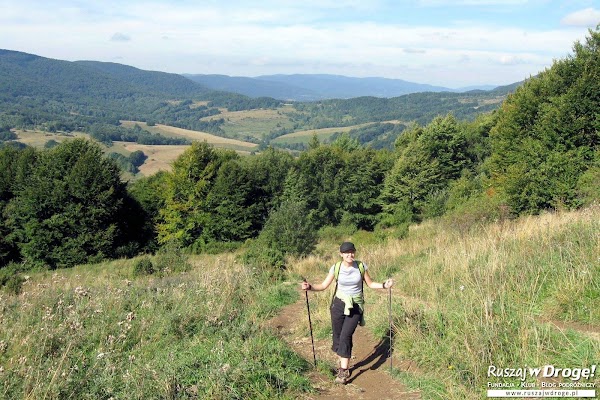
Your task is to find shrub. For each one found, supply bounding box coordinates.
[241,239,286,273]
[44,139,59,149]
[441,190,512,234]
[318,222,357,242]
[257,200,317,260]
[576,165,600,207]
[0,263,29,295]
[4,275,24,295]
[133,257,155,277]
[0,130,17,142]
[376,201,411,239]
[154,242,191,274]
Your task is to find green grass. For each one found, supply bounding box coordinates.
[0,253,310,399]
[201,108,296,141]
[385,209,600,398]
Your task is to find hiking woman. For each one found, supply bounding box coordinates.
[301,241,394,384]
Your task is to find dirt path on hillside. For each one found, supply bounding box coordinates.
[535,317,600,341]
[267,295,421,400]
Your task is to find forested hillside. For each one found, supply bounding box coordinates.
[0,27,598,279]
[0,50,510,150]
[0,51,279,140]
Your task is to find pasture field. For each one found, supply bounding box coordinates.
[272,124,370,144]
[0,251,310,399]
[119,121,258,151]
[113,142,188,176]
[271,126,355,144]
[200,106,297,140]
[12,127,257,177]
[272,120,404,145]
[13,130,89,148]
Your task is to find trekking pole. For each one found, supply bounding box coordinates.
[388,278,393,374]
[302,277,317,368]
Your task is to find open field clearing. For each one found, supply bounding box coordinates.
[272,126,355,144]
[14,130,89,148]
[13,128,257,177]
[201,105,296,123]
[2,207,597,399]
[286,206,600,398]
[0,252,311,399]
[113,142,252,176]
[119,121,258,151]
[272,120,404,144]
[114,142,187,175]
[200,106,297,140]
[114,142,254,176]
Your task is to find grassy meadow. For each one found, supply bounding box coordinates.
[1,206,598,399]
[287,205,600,399]
[12,125,259,177]
[118,121,258,152]
[200,106,297,141]
[0,252,310,399]
[271,120,404,146]
[271,126,360,145]
[13,130,89,148]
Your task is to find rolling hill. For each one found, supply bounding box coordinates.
[0,49,519,150]
[184,73,503,101]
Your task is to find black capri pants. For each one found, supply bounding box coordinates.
[330,297,362,358]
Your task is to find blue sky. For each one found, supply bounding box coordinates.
[1,0,599,87]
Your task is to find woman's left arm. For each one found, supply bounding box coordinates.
[364,271,394,289]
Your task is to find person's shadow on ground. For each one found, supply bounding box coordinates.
[347,332,393,383]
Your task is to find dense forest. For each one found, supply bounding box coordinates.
[0,28,598,283]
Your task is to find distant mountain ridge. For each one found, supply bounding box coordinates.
[0,49,215,103]
[0,48,519,150]
[184,73,503,101]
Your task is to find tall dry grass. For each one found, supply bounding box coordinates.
[286,205,600,399]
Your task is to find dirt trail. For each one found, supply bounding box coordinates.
[267,295,421,399]
[537,318,600,341]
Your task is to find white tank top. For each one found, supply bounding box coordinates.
[329,262,368,295]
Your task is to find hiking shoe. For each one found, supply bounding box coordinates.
[334,368,350,384]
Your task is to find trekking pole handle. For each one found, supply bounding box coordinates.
[301,277,311,291]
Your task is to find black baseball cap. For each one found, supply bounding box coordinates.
[339,242,356,253]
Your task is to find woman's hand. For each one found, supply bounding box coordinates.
[384,278,394,289]
[301,281,312,291]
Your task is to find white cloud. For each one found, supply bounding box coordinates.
[0,0,595,87]
[404,48,427,54]
[498,54,526,65]
[110,32,131,42]
[561,8,600,27]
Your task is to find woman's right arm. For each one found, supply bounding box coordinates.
[302,272,335,291]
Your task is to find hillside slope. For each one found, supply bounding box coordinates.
[0,49,515,149]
